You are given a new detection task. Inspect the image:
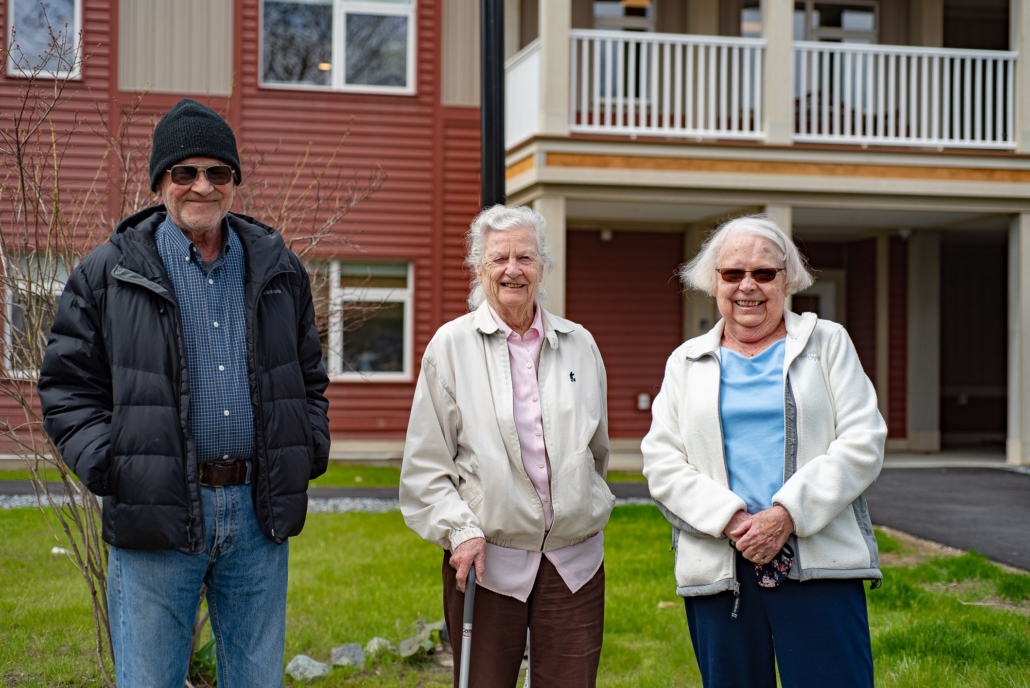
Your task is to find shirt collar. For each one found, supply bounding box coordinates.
[160,216,232,262]
[487,303,542,342]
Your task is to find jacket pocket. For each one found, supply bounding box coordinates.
[457,463,485,510]
[589,468,616,508]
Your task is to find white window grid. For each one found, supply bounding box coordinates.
[326,260,413,382]
[1,253,66,381]
[5,0,83,79]
[258,0,417,96]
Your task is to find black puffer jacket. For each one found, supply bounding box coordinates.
[38,206,330,553]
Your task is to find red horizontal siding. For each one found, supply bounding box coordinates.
[566,230,684,438]
[0,0,481,444]
[888,237,907,439]
[846,238,877,382]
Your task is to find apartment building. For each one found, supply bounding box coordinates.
[504,0,1030,465]
[3,0,1029,466]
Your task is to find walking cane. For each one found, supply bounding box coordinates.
[458,568,477,688]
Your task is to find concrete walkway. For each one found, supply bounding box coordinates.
[865,466,1030,570]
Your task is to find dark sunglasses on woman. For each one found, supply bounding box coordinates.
[715,267,785,284]
[166,164,236,186]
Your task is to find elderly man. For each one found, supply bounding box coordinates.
[38,98,330,687]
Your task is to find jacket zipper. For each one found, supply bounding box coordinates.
[707,351,741,618]
[113,267,202,552]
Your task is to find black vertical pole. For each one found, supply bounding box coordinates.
[481,0,505,208]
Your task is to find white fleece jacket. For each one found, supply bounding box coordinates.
[642,310,887,597]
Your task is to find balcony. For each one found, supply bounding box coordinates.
[505,30,1018,151]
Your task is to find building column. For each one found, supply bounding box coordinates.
[1008,214,1030,465]
[538,0,570,136]
[875,233,890,424]
[686,0,720,35]
[765,204,793,310]
[908,231,941,452]
[1012,0,1030,152]
[910,0,944,47]
[761,0,794,145]
[535,195,567,316]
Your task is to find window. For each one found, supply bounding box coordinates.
[2,253,68,379]
[741,1,877,44]
[6,0,82,78]
[261,0,416,94]
[318,261,413,381]
[593,0,654,32]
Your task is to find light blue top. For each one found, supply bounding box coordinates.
[719,339,786,515]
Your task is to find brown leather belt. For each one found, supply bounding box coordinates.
[198,460,251,487]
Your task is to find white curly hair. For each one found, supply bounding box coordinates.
[679,214,814,296]
[464,204,555,309]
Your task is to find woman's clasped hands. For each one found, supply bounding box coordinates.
[723,505,795,565]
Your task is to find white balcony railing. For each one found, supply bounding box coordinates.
[569,30,765,140]
[794,42,1017,149]
[506,39,541,149]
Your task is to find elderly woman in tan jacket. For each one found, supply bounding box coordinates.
[400,205,613,688]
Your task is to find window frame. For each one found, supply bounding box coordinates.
[2,252,66,381]
[258,0,417,96]
[5,0,83,79]
[325,260,414,383]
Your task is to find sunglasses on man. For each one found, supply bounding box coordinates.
[166,164,237,187]
[715,267,785,284]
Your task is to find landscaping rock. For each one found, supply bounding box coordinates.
[285,654,331,681]
[331,642,365,667]
[364,636,396,656]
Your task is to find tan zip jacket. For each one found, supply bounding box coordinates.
[400,303,614,553]
[642,310,886,596]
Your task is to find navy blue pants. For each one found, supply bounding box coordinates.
[683,553,873,688]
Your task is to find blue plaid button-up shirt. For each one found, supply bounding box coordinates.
[156,218,255,463]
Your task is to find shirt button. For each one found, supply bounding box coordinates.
[532,396,538,402]
[184,255,189,262]
[223,410,230,417]
[543,496,549,502]
[525,362,532,369]
[208,279,214,285]
[222,454,229,460]
[218,365,225,372]
[535,430,541,437]
[213,322,219,328]
[538,462,545,468]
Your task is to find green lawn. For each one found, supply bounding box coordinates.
[2,505,1028,687]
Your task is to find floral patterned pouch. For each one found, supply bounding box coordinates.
[753,543,795,588]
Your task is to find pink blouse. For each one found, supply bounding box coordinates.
[479,305,604,602]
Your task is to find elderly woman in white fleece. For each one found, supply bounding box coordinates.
[642,214,886,688]
[400,204,613,688]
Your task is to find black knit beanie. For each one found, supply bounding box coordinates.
[149,98,242,192]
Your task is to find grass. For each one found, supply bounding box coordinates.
[0,466,648,487]
[2,506,1029,687]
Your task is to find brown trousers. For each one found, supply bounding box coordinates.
[443,552,605,688]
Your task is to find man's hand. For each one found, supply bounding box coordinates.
[734,505,794,565]
[449,537,486,592]
[724,509,752,541]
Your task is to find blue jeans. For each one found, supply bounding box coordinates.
[108,483,289,687]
